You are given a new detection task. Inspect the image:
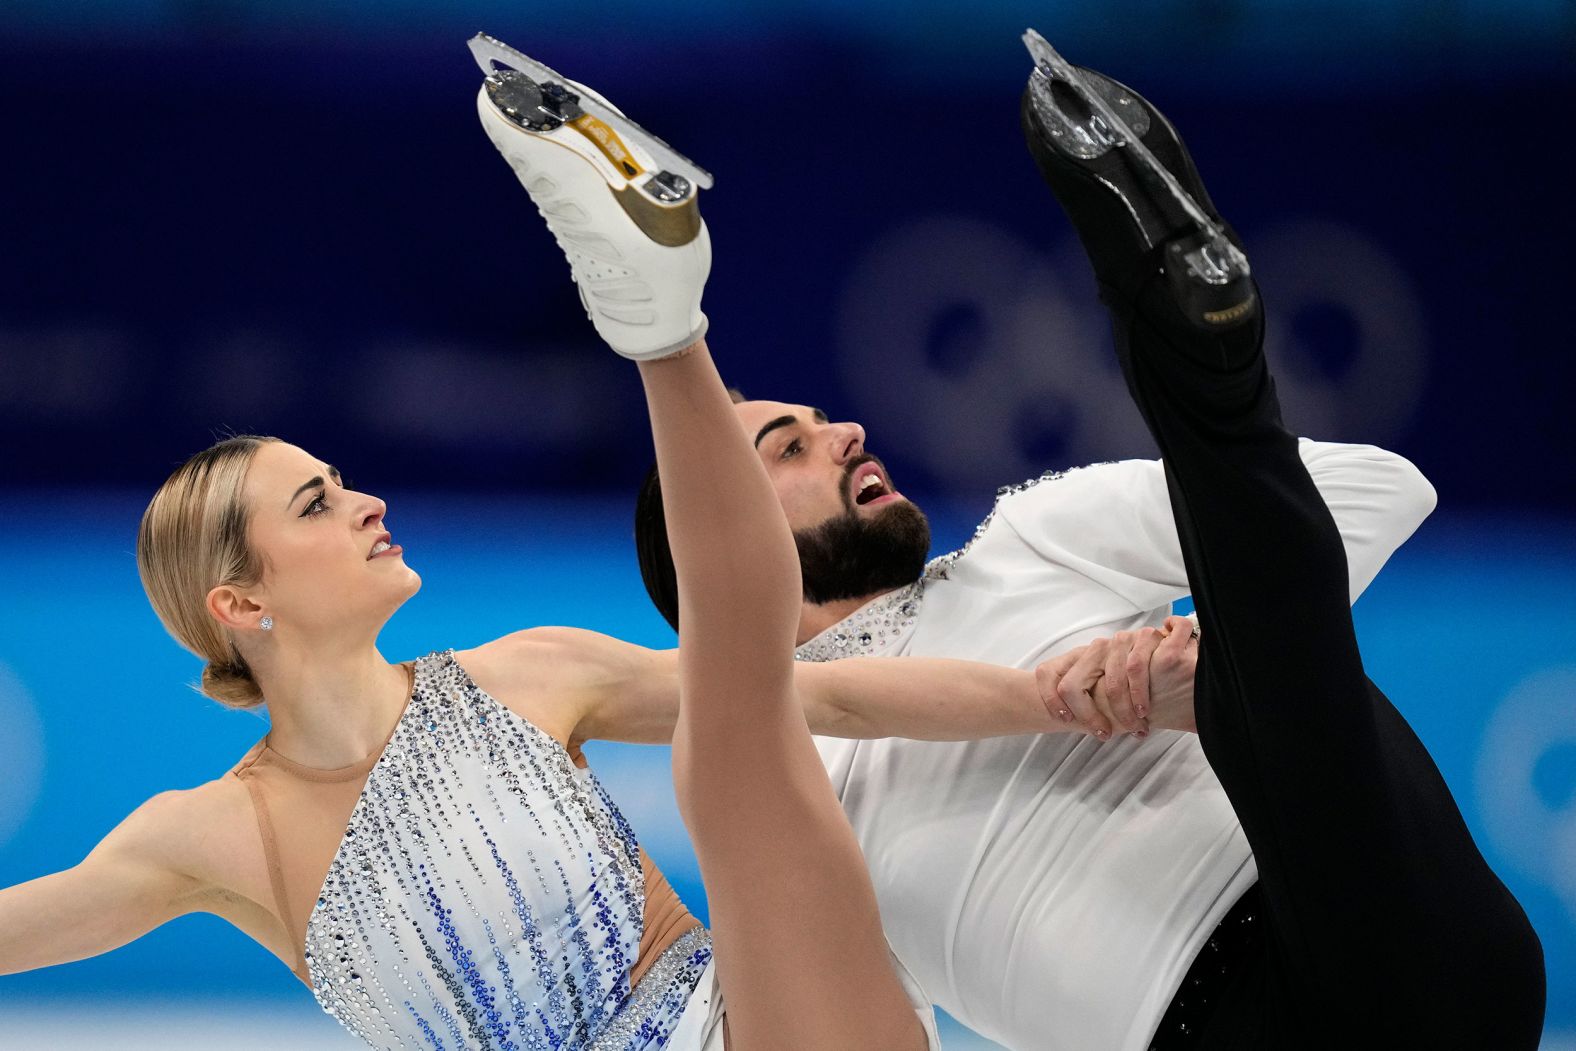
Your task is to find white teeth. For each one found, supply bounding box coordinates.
[859,474,882,492]
[370,540,391,557]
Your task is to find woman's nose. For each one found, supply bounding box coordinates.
[359,493,388,529]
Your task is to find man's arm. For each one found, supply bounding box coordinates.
[0,792,211,976]
[1301,440,1438,600]
[993,440,1437,610]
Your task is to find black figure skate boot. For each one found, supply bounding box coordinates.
[1019,29,1256,330]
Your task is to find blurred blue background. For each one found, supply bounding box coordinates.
[1,1,1573,1047]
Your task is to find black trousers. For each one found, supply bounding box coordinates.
[1107,270,1547,1049]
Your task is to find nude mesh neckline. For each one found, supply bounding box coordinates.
[256,661,415,781]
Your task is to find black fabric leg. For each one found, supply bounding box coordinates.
[1104,274,1546,1049]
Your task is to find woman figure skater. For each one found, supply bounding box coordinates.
[1015,30,1545,1049]
[0,34,1200,1051]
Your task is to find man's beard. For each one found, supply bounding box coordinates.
[793,499,932,606]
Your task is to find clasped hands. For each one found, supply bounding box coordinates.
[1034,615,1199,739]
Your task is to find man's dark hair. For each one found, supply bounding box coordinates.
[634,386,747,632]
[635,462,682,632]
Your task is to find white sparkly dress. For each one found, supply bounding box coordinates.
[297,649,713,1050]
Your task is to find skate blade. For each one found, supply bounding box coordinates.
[469,33,714,194]
[1022,28,1247,282]
[1025,64,1151,160]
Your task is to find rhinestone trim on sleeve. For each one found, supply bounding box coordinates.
[587,927,714,1050]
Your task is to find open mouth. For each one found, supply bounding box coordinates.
[850,462,894,507]
[367,532,395,560]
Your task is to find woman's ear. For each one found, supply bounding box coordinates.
[206,584,265,633]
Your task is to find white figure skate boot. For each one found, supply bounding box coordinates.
[471,34,713,360]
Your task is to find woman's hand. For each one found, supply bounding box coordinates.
[1034,615,1199,739]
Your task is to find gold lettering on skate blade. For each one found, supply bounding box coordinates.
[1203,298,1256,324]
[571,114,645,179]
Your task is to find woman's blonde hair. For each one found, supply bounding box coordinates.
[137,435,281,709]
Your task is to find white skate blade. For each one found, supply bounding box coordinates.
[468,33,714,192]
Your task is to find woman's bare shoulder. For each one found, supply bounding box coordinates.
[456,629,678,749]
[64,768,288,959]
[461,625,619,662]
[107,770,260,884]
[456,628,647,741]
[458,627,623,686]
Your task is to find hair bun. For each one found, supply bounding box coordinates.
[200,659,265,709]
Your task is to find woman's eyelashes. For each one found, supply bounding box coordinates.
[299,477,354,518]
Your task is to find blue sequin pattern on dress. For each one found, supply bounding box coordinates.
[304,650,712,1050]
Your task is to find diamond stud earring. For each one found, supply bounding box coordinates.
[260,616,274,632]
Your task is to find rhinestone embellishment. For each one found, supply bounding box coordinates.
[303,650,706,1049]
[926,466,1094,581]
[795,467,1099,663]
[795,582,927,663]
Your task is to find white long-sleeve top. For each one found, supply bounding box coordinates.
[797,440,1437,1051]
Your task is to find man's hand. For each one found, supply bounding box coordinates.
[1034,616,1199,739]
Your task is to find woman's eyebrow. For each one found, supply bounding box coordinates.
[287,465,341,508]
[288,476,326,508]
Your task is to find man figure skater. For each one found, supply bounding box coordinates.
[634,31,1542,1051]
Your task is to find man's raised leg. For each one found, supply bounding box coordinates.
[1020,34,1544,1049]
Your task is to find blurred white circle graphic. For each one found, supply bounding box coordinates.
[836,215,1148,491]
[834,214,1427,493]
[1475,666,1576,928]
[1253,219,1428,445]
[0,659,46,847]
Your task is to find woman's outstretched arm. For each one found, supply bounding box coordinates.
[0,792,209,975]
[491,624,1195,747]
[499,627,1062,745]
